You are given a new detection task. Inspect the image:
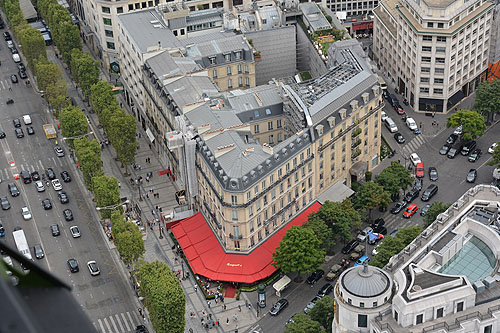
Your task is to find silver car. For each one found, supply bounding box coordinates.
[51,179,62,191]
[35,180,45,192]
[69,226,80,238]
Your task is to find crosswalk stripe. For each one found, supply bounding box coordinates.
[98,319,106,333]
[121,313,130,331]
[103,318,112,333]
[108,315,119,333]
[128,311,139,325]
[38,159,44,170]
[114,314,125,332]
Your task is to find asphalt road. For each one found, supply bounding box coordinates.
[0,34,142,332]
[252,96,500,333]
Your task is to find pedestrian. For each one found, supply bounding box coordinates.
[174,257,178,264]
[146,193,149,199]
[118,182,121,188]
[194,284,198,292]
[9,87,12,91]
[189,328,193,333]
[149,143,152,149]
[209,314,212,320]
[152,186,155,192]
[233,314,238,322]
[201,318,205,325]
[207,301,211,308]
[226,318,229,325]
[146,176,149,182]
[138,165,142,170]
[238,305,241,312]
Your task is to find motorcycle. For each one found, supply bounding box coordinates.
[6,98,14,104]
[403,98,409,106]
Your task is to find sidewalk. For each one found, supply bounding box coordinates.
[46,43,260,332]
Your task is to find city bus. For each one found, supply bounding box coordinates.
[12,229,32,261]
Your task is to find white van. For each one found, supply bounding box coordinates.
[12,53,20,63]
[385,117,398,133]
[378,76,387,91]
[23,114,32,125]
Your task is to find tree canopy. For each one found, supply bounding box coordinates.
[424,202,451,228]
[376,161,413,198]
[111,211,145,269]
[371,226,422,268]
[60,106,88,147]
[308,295,334,330]
[272,226,325,277]
[285,313,324,333]
[70,49,100,97]
[472,80,500,123]
[446,109,486,140]
[108,110,137,172]
[487,142,500,169]
[353,181,391,219]
[310,200,361,243]
[18,27,47,70]
[92,175,121,218]
[74,138,104,189]
[137,261,185,333]
[302,216,334,250]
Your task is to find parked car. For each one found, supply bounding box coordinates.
[404,188,419,203]
[488,142,498,154]
[51,179,62,191]
[381,111,388,122]
[420,204,431,216]
[368,233,384,245]
[20,170,31,184]
[466,169,477,183]
[69,226,80,238]
[468,149,482,162]
[50,224,60,236]
[428,167,438,181]
[0,130,5,139]
[306,269,325,285]
[304,296,322,314]
[453,125,463,136]
[46,168,56,180]
[8,183,19,197]
[58,192,69,204]
[41,198,52,210]
[318,283,333,297]
[410,153,421,166]
[342,240,360,254]
[446,134,458,145]
[269,299,288,316]
[26,127,34,135]
[10,74,18,83]
[373,225,388,235]
[60,171,71,182]
[35,181,45,192]
[31,171,40,181]
[394,132,405,144]
[395,105,405,115]
[439,144,451,155]
[354,255,371,266]
[63,209,74,221]
[371,218,385,229]
[447,147,459,159]
[1,197,10,210]
[18,70,27,79]
[413,178,423,192]
[406,117,417,131]
[54,146,65,157]
[15,128,24,138]
[403,204,418,218]
[415,162,424,178]
[12,118,21,127]
[357,227,374,243]
[461,140,476,156]
[21,206,31,220]
[391,200,408,214]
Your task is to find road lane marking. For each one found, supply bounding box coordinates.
[115,314,125,332]
[108,315,119,333]
[67,239,72,248]
[121,313,130,331]
[103,318,112,333]
[126,312,135,326]
[98,319,105,333]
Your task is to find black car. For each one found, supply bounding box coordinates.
[50,224,60,236]
[67,258,79,273]
[447,147,459,159]
[18,70,27,79]
[46,168,56,180]
[8,183,19,197]
[61,171,71,182]
[63,209,74,221]
[41,198,52,210]
[10,74,18,83]
[13,118,21,127]
[404,189,419,203]
[3,31,11,41]
[15,128,24,138]
[371,218,385,229]
[318,283,333,297]
[439,144,450,155]
[31,171,40,181]
[135,325,148,333]
[306,269,325,285]
[58,191,69,204]
[342,239,359,254]
[373,225,388,235]
[269,299,288,316]
[20,170,32,184]
[26,126,34,135]
[394,132,405,144]
[468,149,482,162]
[34,244,44,259]
[428,167,438,181]
[466,169,477,183]
[388,94,398,107]
[0,130,5,139]
[461,140,476,156]
[391,200,408,214]
[446,134,458,145]
[11,47,18,54]
[17,63,25,71]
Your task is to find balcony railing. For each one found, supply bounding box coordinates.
[229,234,243,240]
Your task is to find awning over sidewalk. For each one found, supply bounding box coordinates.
[171,201,322,284]
[317,181,354,204]
[146,128,155,142]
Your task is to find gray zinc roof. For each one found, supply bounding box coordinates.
[146,51,202,79]
[118,9,183,53]
[166,76,218,108]
[185,35,250,58]
[342,265,391,298]
[300,2,332,31]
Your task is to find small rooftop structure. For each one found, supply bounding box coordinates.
[299,2,332,33]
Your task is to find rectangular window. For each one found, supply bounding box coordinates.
[231,195,237,205]
[238,77,243,87]
[358,314,367,328]
[254,124,259,133]
[117,6,123,13]
[212,69,218,78]
[278,133,282,143]
[106,42,115,50]
[421,67,430,73]
[245,77,250,87]
[269,135,274,144]
[225,54,231,61]
[423,35,432,41]
[249,206,253,217]
[232,210,238,221]
[434,78,444,84]
[237,63,242,74]
[103,18,112,25]
[421,57,431,63]
[422,46,432,52]
[268,121,273,130]
[277,119,282,128]
[436,58,445,64]
[102,6,111,13]
[420,87,429,93]
[245,64,249,73]
[434,88,443,94]
[485,325,493,333]
[209,57,216,65]
[228,79,232,89]
[435,68,444,74]
[227,67,232,75]
[235,51,241,59]
[457,301,464,312]
[254,186,259,195]
[437,36,447,42]
[420,77,430,83]
[416,314,423,325]
[436,47,446,53]
[436,308,444,318]
[105,30,114,37]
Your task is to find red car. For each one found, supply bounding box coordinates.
[416,162,424,178]
[395,105,405,115]
[403,204,418,218]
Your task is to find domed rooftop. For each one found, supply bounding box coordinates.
[342,263,391,298]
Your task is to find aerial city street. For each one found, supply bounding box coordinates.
[1,0,500,332]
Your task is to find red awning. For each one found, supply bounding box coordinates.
[171,201,322,284]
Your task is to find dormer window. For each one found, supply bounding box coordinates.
[224,53,231,61]
[209,57,216,65]
[235,51,241,60]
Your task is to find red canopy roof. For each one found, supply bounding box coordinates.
[171,201,321,284]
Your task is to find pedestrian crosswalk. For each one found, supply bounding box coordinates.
[94,312,143,333]
[400,135,426,157]
[0,157,64,182]
[0,79,13,92]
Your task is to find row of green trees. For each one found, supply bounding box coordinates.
[286,297,334,332]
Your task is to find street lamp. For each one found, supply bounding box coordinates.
[96,200,129,211]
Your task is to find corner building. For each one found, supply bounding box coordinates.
[373,0,494,113]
